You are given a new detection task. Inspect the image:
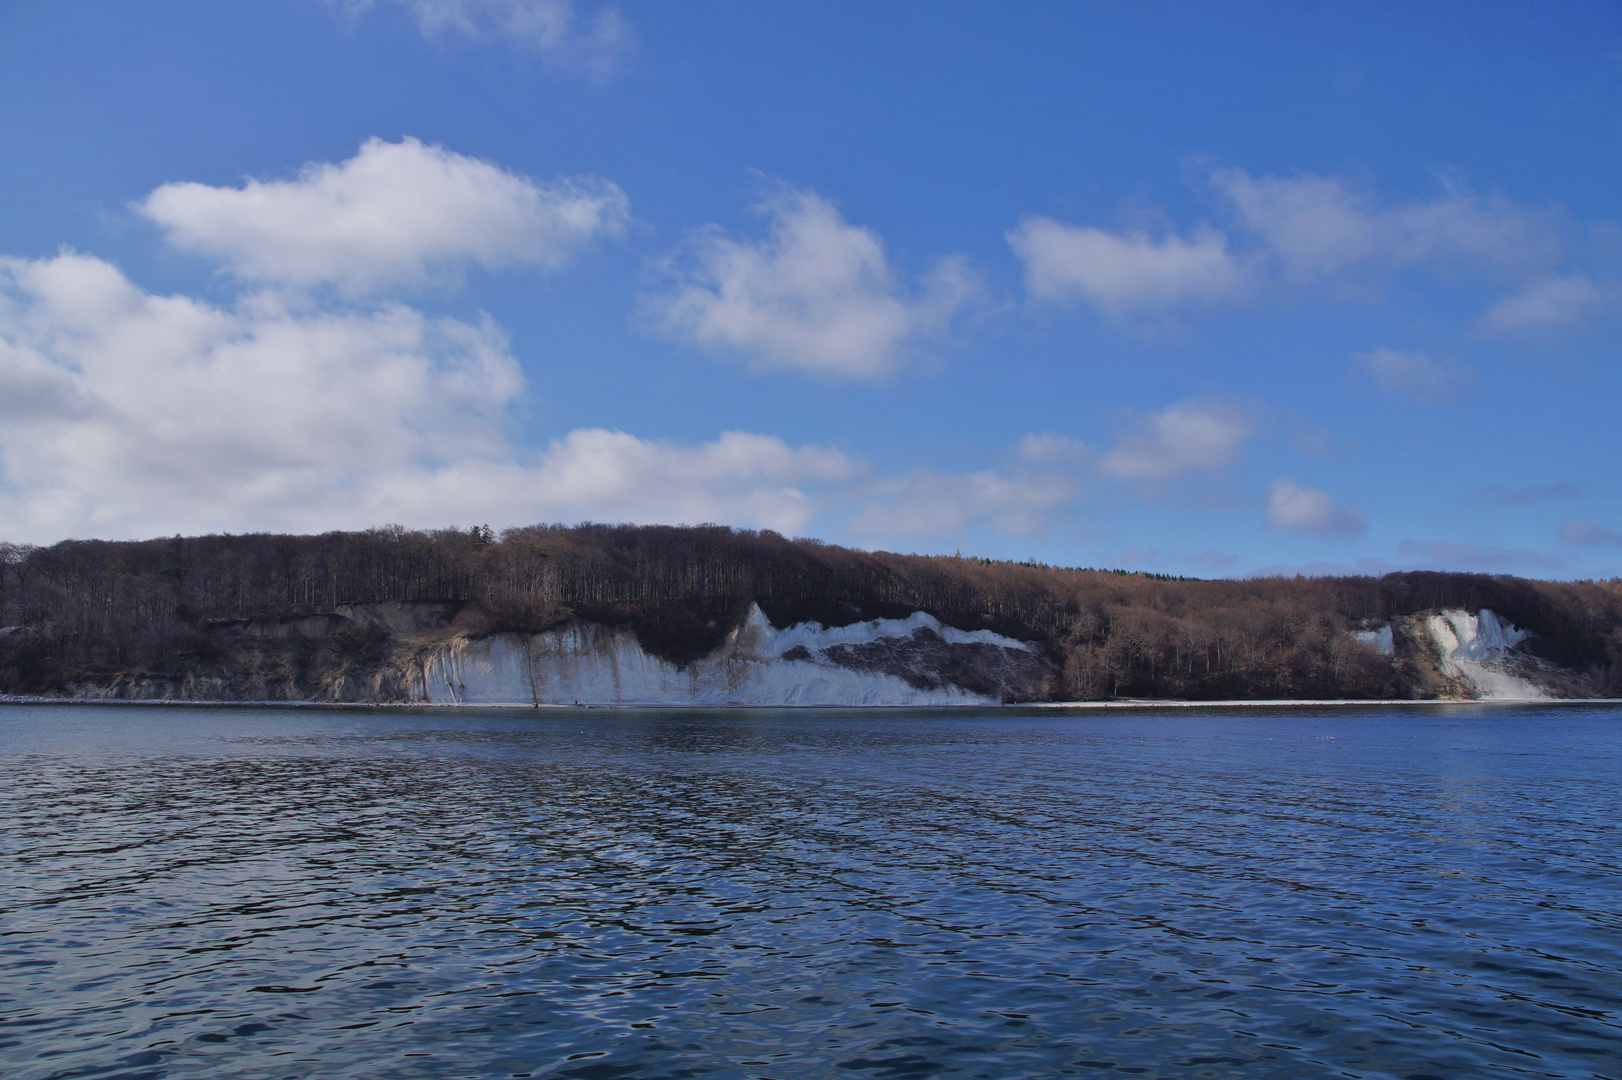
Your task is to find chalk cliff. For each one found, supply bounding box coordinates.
[8,527,1618,703]
[415,604,1051,706]
[1345,608,1592,701]
[34,602,1596,706]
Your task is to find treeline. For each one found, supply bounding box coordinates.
[3,524,1621,699]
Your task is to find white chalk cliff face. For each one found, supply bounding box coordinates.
[1425,609,1547,700]
[414,604,1047,706]
[1352,625,1395,656]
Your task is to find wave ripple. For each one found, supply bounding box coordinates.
[2,704,1620,1078]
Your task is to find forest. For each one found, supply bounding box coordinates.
[3,523,1621,701]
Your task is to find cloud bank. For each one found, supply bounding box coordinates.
[0,252,866,541]
[1008,167,1593,329]
[4,147,1097,549]
[16,138,1553,567]
[1210,168,1560,280]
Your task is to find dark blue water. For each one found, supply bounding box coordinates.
[1,704,1619,1079]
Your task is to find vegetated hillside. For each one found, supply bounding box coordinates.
[2,524,1621,701]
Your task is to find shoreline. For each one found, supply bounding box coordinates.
[4,695,1620,711]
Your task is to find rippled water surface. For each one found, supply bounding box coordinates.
[2,704,1620,1079]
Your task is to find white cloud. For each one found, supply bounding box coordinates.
[1354,346,1472,403]
[0,250,516,538]
[1007,168,1564,316]
[370,429,859,537]
[1211,167,1560,279]
[1097,399,1252,482]
[336,0,631,74]
[1007,217,1242,311]
[1264,479,1366,537]
[852,464,1080,541]
[1485,274,1622,330]
[1559,519,1622,547]
[0,250,1086,546]
[139,137,628,294]
[0,252,854,542]
[647,186,978,379]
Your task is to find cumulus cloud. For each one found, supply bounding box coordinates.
[647,186,978,379]
[1006,168,1565,315]
[1559,519,1622,546]
[1484,274,1622,331]
[1007,217,1242,311]
[0,252,857,542]
[1354,346,1473,403]
[1009,168,1579,319]
[0,250,1098,546]
[139,137,628,294]
[1211,167,1559,279]
[0,251,515,537]
[1097,399,1252,482]
[1263,479,1366,537]
[335,0,630,74]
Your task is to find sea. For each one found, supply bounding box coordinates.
[2,702,1619,1079]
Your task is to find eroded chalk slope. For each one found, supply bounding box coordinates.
[417,604,1051,706]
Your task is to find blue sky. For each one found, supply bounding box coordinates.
[1,1,1619,578]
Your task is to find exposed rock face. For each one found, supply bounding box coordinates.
[1351,625,1395,656]
[216,602,457,642]
[816,628,1051,699]
[43,601,454,703]
[1422,608,1564,701]
[416,604,1054,706]
[1346,608,1602,701]
[22,601,1604,706]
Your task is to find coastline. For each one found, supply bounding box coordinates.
[4,695,1620,710]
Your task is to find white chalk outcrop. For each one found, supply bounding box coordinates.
[413,604,1045,706]
[1425,609,1547,700]
[1352,625,1395,656]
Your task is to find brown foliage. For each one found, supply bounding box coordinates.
[2,524,1620,699]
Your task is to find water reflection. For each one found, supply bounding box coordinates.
[1,704,1620,1078]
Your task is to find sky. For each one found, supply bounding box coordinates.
[1,0,1619,579]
